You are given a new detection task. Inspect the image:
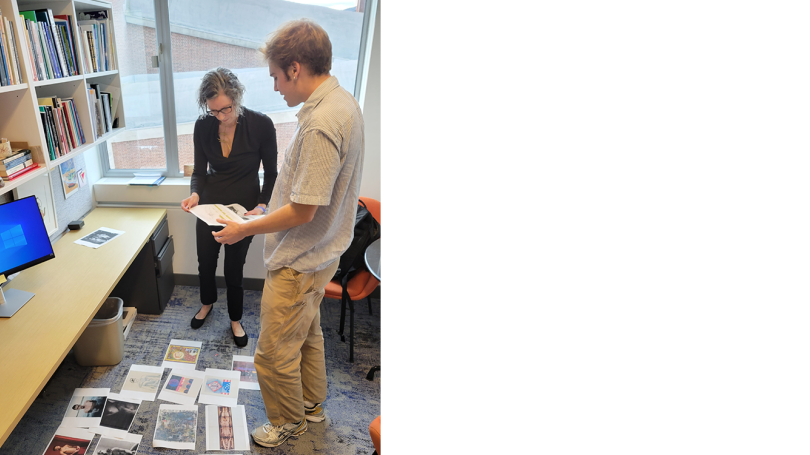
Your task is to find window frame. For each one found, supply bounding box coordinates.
[100,0,378,178]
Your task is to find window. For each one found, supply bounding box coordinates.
[102,0,376,176]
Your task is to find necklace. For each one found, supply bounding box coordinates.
[217,121,237,143]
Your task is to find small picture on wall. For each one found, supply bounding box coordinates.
[60,158,79,199]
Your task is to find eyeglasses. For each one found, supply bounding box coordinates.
[207,105,233,117]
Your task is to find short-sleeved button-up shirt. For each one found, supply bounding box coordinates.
[263,76,365,273]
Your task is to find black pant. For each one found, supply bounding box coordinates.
[196,218,254,321]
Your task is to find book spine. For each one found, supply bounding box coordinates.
[0,150,31,165]
[47,11,68,78]
[7,19,22,84]
[41,22,60,78]
[69,99,85,144]
[22,19,39,81]
[39,108,55,160]
[0,20,11,85]
[0,28,9,86]
[85,30,96,72]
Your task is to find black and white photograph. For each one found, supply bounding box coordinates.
[92,393,141,439]
[90,433,142,455]
[74,227,125,249]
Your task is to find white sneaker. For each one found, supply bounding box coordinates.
[251,419,307,447]
[304,402,325,422]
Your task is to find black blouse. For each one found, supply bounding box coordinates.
[189,108,278,210]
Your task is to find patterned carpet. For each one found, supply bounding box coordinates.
[0,285,381,455]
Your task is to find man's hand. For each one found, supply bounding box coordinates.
[213,219,246,245]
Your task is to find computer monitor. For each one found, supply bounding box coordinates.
[0,195,56,317]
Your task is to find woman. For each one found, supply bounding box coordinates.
[181,67,278,347]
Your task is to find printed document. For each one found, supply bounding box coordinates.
[189,203,261,227]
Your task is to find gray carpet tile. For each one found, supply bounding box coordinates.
[0,285,381,454]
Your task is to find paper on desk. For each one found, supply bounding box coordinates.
[189,203,262,227]
[74,227,125,249]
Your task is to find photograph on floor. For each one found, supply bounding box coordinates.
[157,368,205,406]
[198,368,240,406]
[161,339,202,370]
[153,404,197,450]
[61,388,109,428]
[120,364,164,401]
[93,393,141,439]
[90,433,142,455]
[205,404,250,451]
[41,426,94,455]
[231,355,259,390]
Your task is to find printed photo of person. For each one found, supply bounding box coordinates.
[64,396,106,418]
[44,434,91,455]
[91,436,139,455]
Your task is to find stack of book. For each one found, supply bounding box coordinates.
[38,96,86,160]
[0,147,39,181]
[0,9,23,86]
[87,83,117,139]
[77,10,115,73]
[18,9,80,81]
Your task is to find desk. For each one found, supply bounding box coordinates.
[0,208,167,447]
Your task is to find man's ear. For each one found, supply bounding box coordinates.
[289,61,301,80]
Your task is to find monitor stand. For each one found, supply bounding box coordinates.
[0,287,35,318]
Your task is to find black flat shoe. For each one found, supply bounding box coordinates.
[232,322,248,347]
[190,305,212,329]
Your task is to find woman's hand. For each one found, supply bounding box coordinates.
[244,204,266,216]
[181,193,200,212]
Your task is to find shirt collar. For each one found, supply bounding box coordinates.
[296,76,340,124]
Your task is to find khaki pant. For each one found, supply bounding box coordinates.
[254,261,338,425]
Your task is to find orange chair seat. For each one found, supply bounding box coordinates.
[325,270,379,300]
[369,415,381,454]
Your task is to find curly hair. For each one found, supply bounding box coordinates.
[197,67,245,116]
[260,19,332,79]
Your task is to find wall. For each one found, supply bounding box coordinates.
[359,2,380,201]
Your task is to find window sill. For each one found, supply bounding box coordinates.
[94,177,191,205]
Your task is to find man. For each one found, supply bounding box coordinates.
[213,18,365,448]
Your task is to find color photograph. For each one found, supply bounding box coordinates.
[59,158,79,199]
[153,405,197,450]
[232,354,259,390]
[41,427,94,455]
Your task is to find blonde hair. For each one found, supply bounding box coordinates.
[260,19,332,79]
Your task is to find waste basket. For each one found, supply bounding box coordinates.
[73,297,125,366]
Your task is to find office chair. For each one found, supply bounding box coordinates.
[324,197,380,363]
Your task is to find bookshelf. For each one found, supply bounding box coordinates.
[0,0,124,197]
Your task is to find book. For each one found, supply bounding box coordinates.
[20,15,41,81]
[6,18,22,84]
[81,26,96,72]
[189,203,262,227]
[0,151,31,170]
[1,148,31,164]
[0,159,31,176]
[42,9,68,78]
[2,162,40,181]
[100,91,112,132]
[39,107,55,159]
[0,17,11,85]
[0,28,9,86]
[54,15,78,76]
[86,87,98,139]
[127,173,165,186]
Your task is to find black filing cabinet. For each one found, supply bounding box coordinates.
[112,215,175,314]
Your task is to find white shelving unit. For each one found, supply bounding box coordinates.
[0,0,124,198]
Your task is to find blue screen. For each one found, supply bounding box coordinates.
[0,196,55,277]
